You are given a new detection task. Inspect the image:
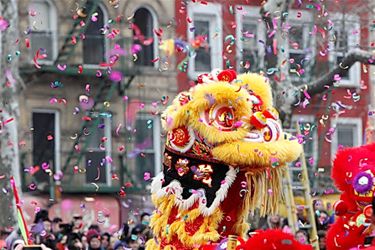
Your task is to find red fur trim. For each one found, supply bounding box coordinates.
[332,143,375,193]
[185,215,204,236]
[326,216,366,250]
[238,229,313,250]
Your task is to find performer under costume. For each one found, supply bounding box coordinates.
[326,143,375,250]
[146,70,303,250]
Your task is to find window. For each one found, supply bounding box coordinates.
[188,3,222,79]
[32,110,60,186]
[292,115,318,189]
[132,7,158,67]
[84,112,112,185]
[287,10,314,82]
[235,6,265,73]
[83,3,107,65]
[329,14,360,86]
[134,115,161,187]
[28,0,57,62]
[331,118,362,158]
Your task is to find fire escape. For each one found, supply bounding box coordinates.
[20,0,138,198]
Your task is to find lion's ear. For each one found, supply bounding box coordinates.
[161,91,191,131]
[236,73,273,108]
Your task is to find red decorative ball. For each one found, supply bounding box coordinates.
[217,70,236,82]
[333,200,348,216]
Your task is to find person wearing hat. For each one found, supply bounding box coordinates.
[86,229,104,250]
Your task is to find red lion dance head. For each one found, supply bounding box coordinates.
[327,143,375,250]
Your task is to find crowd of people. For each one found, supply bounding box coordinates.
[253,198,335,250]
[1,210,152,250]
[0,199,337,250]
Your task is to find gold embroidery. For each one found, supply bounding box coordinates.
[193,164,213,187]
[175,158,190,176]
[164,153,172,170]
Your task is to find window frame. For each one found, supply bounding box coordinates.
[28,0,58,64]
[291,115,318,162]
[286,9,315,82]
[84,111,112,186]
[135,114,162,179]
[331,117,362,158]
[82,2,109,68]
[187,2,222,79]
[131,5,159,69]
[328,13,360,87]
[235,6,265,73]
[31,109,61,173]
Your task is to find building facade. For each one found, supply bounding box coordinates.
[17,0,176,229]
[174,0,373,191]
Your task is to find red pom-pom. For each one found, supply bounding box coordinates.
[217,70,236,82]
[333,200,348,216]
[197,74,208,84]
[364,205,373,218]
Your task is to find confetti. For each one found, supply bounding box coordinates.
[33,49,47,69]
[144,172,151,181]
[91,182,99,191]
[57,64,67,71]
[0,17,9,31]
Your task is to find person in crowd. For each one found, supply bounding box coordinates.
[101,232,112,250]
[139,213,150,227]
[127,236,140,250]
[72,214,84,237]
[89,224,101,234]
[313,199,324,212]
[86,229,104,250]
[261,214,291,233]
[113,223,130,250]
[262,214,282,230]
[315,210,330,231]
[5,228,23,250]
[40,218,56,249]
[51,217,62,234]
[0,228,11,249]
[66,232,84,250]
[326,202,335,224]
[51,217,63,240]
[296,206,309,225]
[295,229,310,245]
[317,230,327,250]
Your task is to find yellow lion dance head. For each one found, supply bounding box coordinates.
[147,70,302,250]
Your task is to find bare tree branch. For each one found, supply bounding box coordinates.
[298,49,375,97]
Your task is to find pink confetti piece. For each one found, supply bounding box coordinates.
[151,57,160,63]
[144,172,151,181]
[115,123,122,136]
[57,64,67,71]
[109,71,122,82]
[33,49,47,69]
[5,69,16,85]
[0,17,9,31]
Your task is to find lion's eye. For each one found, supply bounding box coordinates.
[353,172,373,194]
[209,105,235,131]
[249,93,263,112]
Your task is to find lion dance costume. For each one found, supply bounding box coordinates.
[146,70,303,250]
[326,143,375,249]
